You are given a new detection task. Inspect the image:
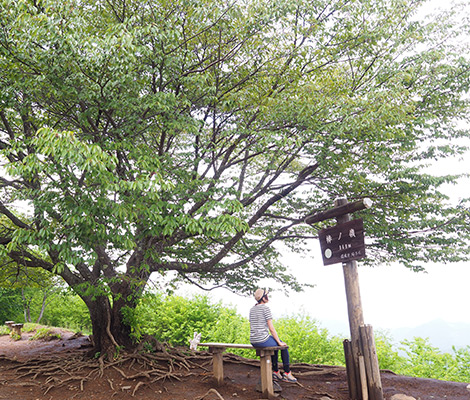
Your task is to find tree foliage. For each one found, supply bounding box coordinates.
[1,0,469,352]
[0,288,23,323]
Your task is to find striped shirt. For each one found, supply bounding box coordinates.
[249,303,272,344]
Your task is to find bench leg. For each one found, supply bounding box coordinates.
[212,349,225,385]
[259,350,275,398]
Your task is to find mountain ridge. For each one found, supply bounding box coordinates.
[320,318,470,353]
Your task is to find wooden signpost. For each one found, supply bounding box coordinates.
[305,197,383,400]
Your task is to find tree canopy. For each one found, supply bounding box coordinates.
[1,0,469,353]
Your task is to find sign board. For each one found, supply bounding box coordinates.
[318,219,366,265]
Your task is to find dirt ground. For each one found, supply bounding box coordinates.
[0,329,469,400]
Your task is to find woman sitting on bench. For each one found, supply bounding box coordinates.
[249,288,297,383]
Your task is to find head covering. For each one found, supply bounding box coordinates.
[254,288,269,302]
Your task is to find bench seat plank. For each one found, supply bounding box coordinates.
[199,342,287,350]
[199,342,254,349]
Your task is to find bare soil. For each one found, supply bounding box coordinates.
[0,329,468,400]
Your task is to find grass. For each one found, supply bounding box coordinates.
[30,327,61,341]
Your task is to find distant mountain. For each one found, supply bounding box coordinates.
[319,318,470,354]
[391,319,470,353]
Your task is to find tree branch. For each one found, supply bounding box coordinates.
[0,201,32,230]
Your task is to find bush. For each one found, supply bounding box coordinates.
[0,325,10,335]
[275,315,345,366]
[452,345,470,382]
[40,291,91,333]
[134,293,227,346]
[207,307,252,358]
[399,337,470,382]
[23,323,40,333]
[0,288,23,323]
[30,327,61,341]
[375,330,402,372]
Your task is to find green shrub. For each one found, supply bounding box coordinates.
[276,314,345,366]
[0,325,10,335]
[134,293,226,346]
[399,337,470,382]
[30,327,61,341]
[0,288,23,323]
[207,307,252,358]
[40,292,91,333]
[375,330,402,372]
[23,323,39,333]
[451,345,470,382]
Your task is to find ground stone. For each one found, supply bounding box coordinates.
[390,395,416,400]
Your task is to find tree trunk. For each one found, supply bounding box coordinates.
[35,292,48,324]
[110,295,135,349]
[86,296,119,358]
[21,288,32,323]
[75,262,148,358]
[85,291,137,358]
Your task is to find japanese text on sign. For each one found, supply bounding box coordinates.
[318,219,366,266]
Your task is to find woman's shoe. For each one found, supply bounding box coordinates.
[283,371,297,383]
[272,370,284,381]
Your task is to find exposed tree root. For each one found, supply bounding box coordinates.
[3,342,348,398]
[196,388,226,400]
[7,345,211,397]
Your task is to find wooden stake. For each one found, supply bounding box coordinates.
[343,339,359,399]
[358,356,369,400]
[360,325,384,400]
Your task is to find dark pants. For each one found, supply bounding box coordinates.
[251,336,291,373]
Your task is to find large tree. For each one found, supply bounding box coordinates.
[1,0,469,355]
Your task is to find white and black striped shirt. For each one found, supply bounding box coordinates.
[249,304,272,344]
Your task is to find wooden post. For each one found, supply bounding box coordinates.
[11,323,23,338]
[336,198,365,400]
[306,197,383,400]
[210,348,225,385]
[256,349,276,399]
[343,339,359,399]
[358,356,369,400]
[360,325,384,400]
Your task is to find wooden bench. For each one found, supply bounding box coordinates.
[199,342,288,399]
[4,321,15,330]
[11,323,24,337]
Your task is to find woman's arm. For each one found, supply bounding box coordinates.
[267,319,286,346]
